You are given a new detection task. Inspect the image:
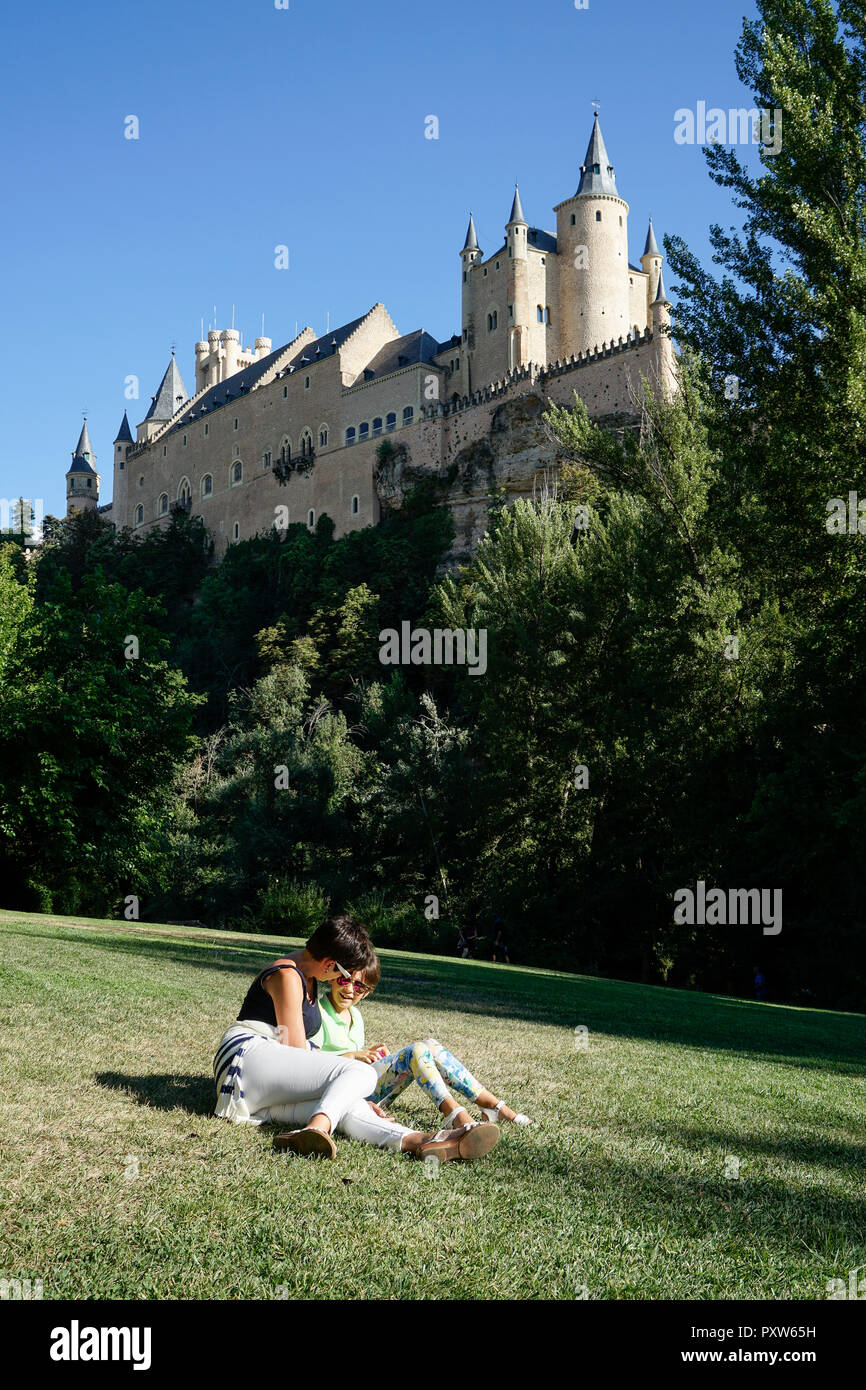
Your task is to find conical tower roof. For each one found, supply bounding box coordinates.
[144,352,189,422]
[68,419,97,474]
[114,410,133,444]
[576,114,618,197]
[508,184,526,225]
[462,212,479,252]
[643,217,660,257]
[653,266,670,305]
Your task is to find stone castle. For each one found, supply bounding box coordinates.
[64,115,675,562]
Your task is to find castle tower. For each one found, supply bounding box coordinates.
[505,185,530,369]
[137,350,189,444]
[66,419,100,516]
[640,217,663,326]
[460,212,482,391]
[554,114,630,356]
[111,410,133,524]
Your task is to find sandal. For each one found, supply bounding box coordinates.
[274,1127,337,1159]
[417,1122,500,1163]
[480,1099,531,1126]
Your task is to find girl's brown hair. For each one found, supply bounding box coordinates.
[362,953,381,992]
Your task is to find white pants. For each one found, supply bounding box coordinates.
[241,1041,416,1150]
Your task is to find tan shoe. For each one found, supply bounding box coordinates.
[274,1127,337,1159]
[417,1122,500,1163]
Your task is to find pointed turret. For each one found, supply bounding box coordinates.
[653,266,670,305]
[114,411,133,445]
[643,217,659,257]
[507,184,526,226]
[576,114,618,197]
[462,212,479,252]
[66,418,100,516]
[73,419,95,465]
[144,351,189,423]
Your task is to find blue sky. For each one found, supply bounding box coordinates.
[0,0,764,520]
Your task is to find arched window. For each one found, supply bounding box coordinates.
[359,422,369,441]
[178,478,192,506]
[231,460,243,485]
[487,311,498,331]
[386,412,396,432]
[134,505,143,526]
[158,493,168,515]
[351,495,359,516]
[545,306,551,324]
[308,509,315,528]
[201,474,213,497]
[403,405,414,426]
[537,305,544,322]
[346,427,356,446]
[372,417,382,437]
[319,425,329,447]
[300,430,313,458]
[280,437,291,463]
[595,210,602,222]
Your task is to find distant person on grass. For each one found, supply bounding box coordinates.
[491,920,510,964]
[213,914,499,1164]
[314,954,531,1129]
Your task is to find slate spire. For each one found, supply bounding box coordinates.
[576,114,618,197]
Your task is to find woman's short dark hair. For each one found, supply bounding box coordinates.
[306,914,373,971]
[362,953,381,992]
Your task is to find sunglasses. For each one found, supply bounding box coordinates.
[335,976,371,997]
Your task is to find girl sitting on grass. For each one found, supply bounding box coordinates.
[312,954,532,1129]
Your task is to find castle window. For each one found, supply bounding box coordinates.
[234,418,238,430]
[232,460,243,485]
[593,163,600,174]
[300,430,313,457]
[119,458,124,470]
[135,505,143,526]
[483,268,488,278]
[386,412,396,432]
[263,450,272,470]
[508,305,513,319]
[201,474,213,497]
[319,426,328,447]
[233,522,239,541]
[495,260,500,269]
[283,385,288,398]
[541,256,546,264]
[204,423,209,435]
[346,427,356,446]
[159,493,168,515]
[463,271,467,283]
[619,216,622,226]
[163,446,167,457]
[537,305,543,322]
[308,509,315,528]
[595,211,602,222]
[183,433,187,446]
[545,306,551,324]
[138,475,145,488]
[280,438,291,463]
[402,406,414,425]
[487,311,497,331]
[372,417,382,437]
[629,277,633,285]
[359,422,369,441]
[570,214,576,226]
[178,478,192,506]
[87,478,92,488]
[351,495,359,516]
[305,376,310,389]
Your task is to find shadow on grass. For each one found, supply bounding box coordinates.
[13,924,866,1076]
[97,1071,215,1117]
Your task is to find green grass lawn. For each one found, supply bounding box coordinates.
[1,910,864,1300]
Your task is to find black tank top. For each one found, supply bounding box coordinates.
[237,961,321,1037]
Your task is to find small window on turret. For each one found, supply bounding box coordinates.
[537,306,543,322]
[596,211,602,222]
[183,434,187,446]
[571,214,576,226]
[163,446,167,457]
[283,386,288,398]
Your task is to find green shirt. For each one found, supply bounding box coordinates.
[309,992,366,1053]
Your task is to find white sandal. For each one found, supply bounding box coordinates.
[480,1099,531,1126]
[439,1104,475,1131]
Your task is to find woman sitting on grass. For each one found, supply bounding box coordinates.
[312,954,532,1129]
[213,914,499,1164]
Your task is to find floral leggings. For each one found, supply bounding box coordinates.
[372,1037,483,1111]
